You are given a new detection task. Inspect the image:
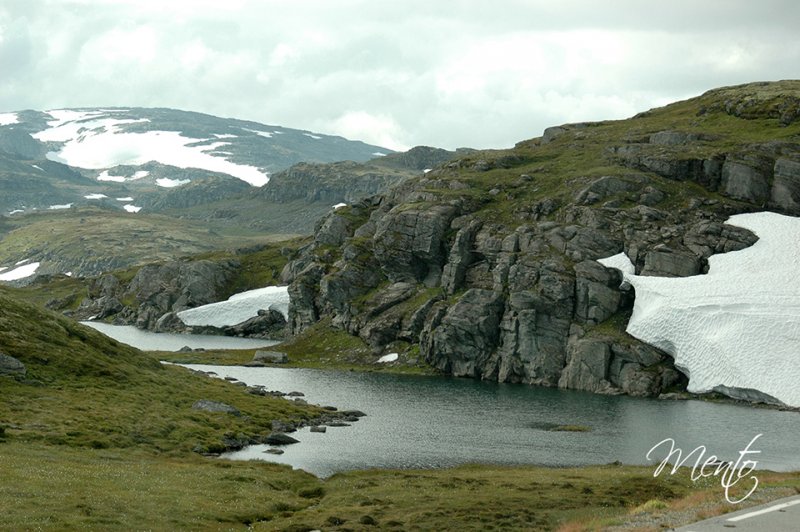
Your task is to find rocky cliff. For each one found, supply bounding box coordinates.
[283,81,800,400]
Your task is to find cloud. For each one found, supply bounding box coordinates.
[1,1,799,150]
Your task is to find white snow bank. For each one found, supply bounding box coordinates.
[333,203,347,210]
[303,133,322,140]
[49,203,72,210]
[85,193,108,200]
[116,197,134,202]
[377,353,399,363]
[8,209,24,215]
[0,112,19,125]
[372,152,387,157]
[156,177,191,188]
[177,286,290,328]
[0,262,40,281]
[132,170,150,180]
[123,204,142,213]
[597,212,800,407]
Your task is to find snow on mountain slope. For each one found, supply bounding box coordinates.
[33,111,270,186]
[177,285,290,328]
[0,112,19,125]
[598,212,800,407]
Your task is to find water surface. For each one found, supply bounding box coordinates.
[82,322,279,351]
[183,365,800,478]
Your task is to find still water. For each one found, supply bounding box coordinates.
[81,322,279,351]
[183,364,800,478]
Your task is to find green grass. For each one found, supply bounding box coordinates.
[0,286,323,454]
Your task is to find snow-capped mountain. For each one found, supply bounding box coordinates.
[0,107,391,215]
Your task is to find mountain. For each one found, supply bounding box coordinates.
[282,80,800,405]
[0,107,392,215]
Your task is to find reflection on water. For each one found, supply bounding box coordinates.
[183,364,800,478]
[82,322,279,351]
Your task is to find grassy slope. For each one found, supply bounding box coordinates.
[0,206,298,274]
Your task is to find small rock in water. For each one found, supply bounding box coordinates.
[310,426,327,433]
[287,391,305,397]
[326,421,351,427]
[264,447,285,455]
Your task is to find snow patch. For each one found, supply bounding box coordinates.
[423,168,433,174]
[241,128,273,138]
[132,170,150,180]
[15,258,31,266]
[333,203,347,210]
[123,204,142,213]
[214,133,238,139]
[597,212,800,407]
[303,133,322,140]
[177,286,290,328]
[97,170,126,182]
[34,111,269,187]
[0,262,40,281]
[116,197,134,202]
[8,209,24,215]
[156,177,191,188]
[0,112,19,126]
[85,193,108,200]
[372,152,387,157]
[31,164,44,171]
[377,353,399,363]
[49,203,72,210]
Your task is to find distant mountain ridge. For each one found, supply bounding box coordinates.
[0,107,392,215]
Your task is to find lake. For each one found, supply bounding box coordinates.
[183,364,800,478]
[81,322,279,351]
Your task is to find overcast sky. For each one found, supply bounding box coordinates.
[1,0,798,151]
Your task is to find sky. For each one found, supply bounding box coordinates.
[1,1,798,151]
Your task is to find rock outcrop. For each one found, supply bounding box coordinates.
[282,81,800,401]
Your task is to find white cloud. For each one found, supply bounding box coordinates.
[329,111,410,152]
[3,1,799,150]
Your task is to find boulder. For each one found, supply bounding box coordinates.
[641,248,700,277]
[191,400,240,416]
[0,353,26,378]
[253,350,288,364]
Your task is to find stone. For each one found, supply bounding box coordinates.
[253,350,288,364]
[0,353,26,378]
[310,426,327,433]
[641,248,700,278]
[224,309,286,339]
[191,400,240,416]
[264,432,300,445]
[264,447,285,455]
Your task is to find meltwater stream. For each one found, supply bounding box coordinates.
[184,365,800,478]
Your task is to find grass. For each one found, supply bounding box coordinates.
[0,286,324,454]
[161,318,437,375]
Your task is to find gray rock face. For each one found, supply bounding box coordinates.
[74,259,238,331]
[224,309,286,339]
[770,157,800,213]
[0,353,26,378]
[372,204,458,286]
[721,157,771,203]
[421,289,505,377]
